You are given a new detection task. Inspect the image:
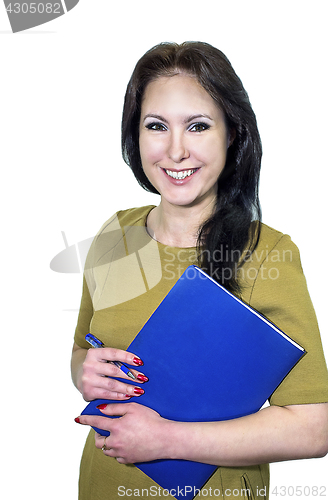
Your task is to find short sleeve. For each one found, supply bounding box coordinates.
[247,233,328,406]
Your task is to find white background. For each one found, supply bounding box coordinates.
[1,1,327,498]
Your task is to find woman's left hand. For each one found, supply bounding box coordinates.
[75,402,171,464]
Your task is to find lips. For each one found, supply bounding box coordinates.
[163,168,199,180]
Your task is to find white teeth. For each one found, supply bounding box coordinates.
[165,169,196,180]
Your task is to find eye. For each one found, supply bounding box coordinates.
[145,122,167,131]
[189,122,210,132]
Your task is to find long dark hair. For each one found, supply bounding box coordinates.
[121,41,262,293]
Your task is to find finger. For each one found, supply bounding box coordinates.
[95,402,136,416]
[75,413,119,432]
[94,433,117,458]
[75,403,134,434]
[95,433,113,452]
[84,371,145,400]
[95,432,109,450]
[96,361,148,384]
[97,381,145,400]
[84,389,132,401]
[96,347,143,368]
[94,434,126,462]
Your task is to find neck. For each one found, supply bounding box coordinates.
[147,197,216,248]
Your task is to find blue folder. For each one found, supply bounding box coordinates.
[82,265,305,500]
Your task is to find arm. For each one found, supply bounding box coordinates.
[167,402,328,465]
[70,341,148,401]
[76,401,328,465]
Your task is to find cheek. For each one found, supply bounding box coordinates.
[140,136,165,165]
[194,137,227,166]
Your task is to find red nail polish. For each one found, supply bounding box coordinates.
[137,374,148,382]
[133,357,143,366]
[74,417,81,423]
[134,387,144,395]
[97,404,107,410]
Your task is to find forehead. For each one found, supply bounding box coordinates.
[141,74,220,115]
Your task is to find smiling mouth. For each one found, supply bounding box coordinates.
[164,168,199,180]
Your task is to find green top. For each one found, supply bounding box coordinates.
[74,205,328,500]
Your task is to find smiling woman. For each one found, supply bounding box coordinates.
[71,42,328,500]
[139,74,231,221]
[121,42,262,292]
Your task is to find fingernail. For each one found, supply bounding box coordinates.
[74,417,81,423]
[134,387,144,395]
[96,404,107,410]
[133,357,143,366]
[137,374,148,382]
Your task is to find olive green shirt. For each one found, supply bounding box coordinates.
[74,206,328,500]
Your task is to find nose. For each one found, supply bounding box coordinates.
[168,130,190,163]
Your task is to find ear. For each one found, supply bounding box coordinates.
[228,128,236,147]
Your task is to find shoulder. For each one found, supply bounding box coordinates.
[240,222,303,304]
[249,221,301,266]
[117,205,156,228]
[254,221,294,250]
[84,206,155,267]
[96,205,155,235]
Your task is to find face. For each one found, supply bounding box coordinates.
[139,74,232,210]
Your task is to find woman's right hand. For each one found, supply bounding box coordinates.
[72,343,148,401]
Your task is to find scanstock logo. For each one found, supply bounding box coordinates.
[3,0,79,33]
[50,223,162,309]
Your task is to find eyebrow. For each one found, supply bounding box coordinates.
[184,114,213,123]
[142,113,214,123]
[143,114,168,123]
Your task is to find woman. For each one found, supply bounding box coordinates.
[71,42,328,499]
